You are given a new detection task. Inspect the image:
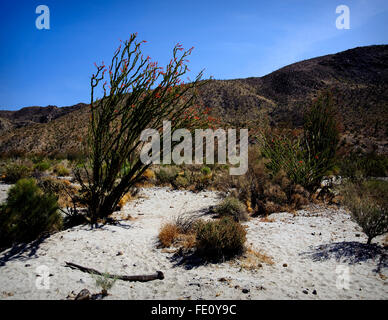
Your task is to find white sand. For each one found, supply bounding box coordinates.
[0,186,387,300]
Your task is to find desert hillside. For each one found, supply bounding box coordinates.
[0,45,387,156]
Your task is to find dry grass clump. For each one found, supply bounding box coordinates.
[118,192,132,210]
[238,246,274,270]
[143,168,156,180]
[158,214,199,248]
[158,223,181,248]
[214,197,248,222]
[53,163,70,176]
[37,176,80,208]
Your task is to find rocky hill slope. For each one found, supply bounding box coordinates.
[0,45,387,156]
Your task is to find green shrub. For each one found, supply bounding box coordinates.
[231,147,309,216]
[3,163,32,183]
[53,164,70,176]
[338,152,388,179]
[215,197,248,222]
[201,166,211,175]
[34,160,51,172]
[173,175,190,189]
[261,91,340,191]
[0,178,62,249]
[156,166,179,184]
[341,180,388,244]
[195,217,246,261]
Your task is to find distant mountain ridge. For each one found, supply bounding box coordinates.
[0,45,387,156]
[0,103,87,132]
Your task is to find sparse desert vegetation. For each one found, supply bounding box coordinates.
[0,39,387,301]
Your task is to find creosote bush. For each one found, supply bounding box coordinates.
[195,217,247,261]
[0,178,62,249]
[34,160,51,172]
[3,162,32,183]
[341,180,388,244]
[215,197,248,222]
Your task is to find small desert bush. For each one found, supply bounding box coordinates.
[34,160,51,172]
[3,163,32,183]
[92,272,117,296]
[53,164,70,176]
[341,180,388,244]
[201,166,211,175]
[0,178,62,249]
[230,148,309,216]
[215,197,248,222]
[158,223,181,247]
[38,176,79,208]
[158,214,199,248]
[155,166,180,185]
[195,217,247,261]
[338,151,388,179]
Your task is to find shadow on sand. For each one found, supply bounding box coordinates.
[0,233,50,267]
[300,241,388,273]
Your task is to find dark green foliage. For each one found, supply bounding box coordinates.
[34,160,51,172]
[302,91,340,186]
[201,166,211,175]
[0,178,62,249]
[195,217,246,261]
[261,91,340,191]
[338,151,388,179]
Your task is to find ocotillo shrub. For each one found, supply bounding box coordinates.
[75,33,211,225]
[261,91,340,191]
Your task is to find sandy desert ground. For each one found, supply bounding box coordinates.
[0,185,387,300]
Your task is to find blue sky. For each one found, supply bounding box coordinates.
[0,0,387,110]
